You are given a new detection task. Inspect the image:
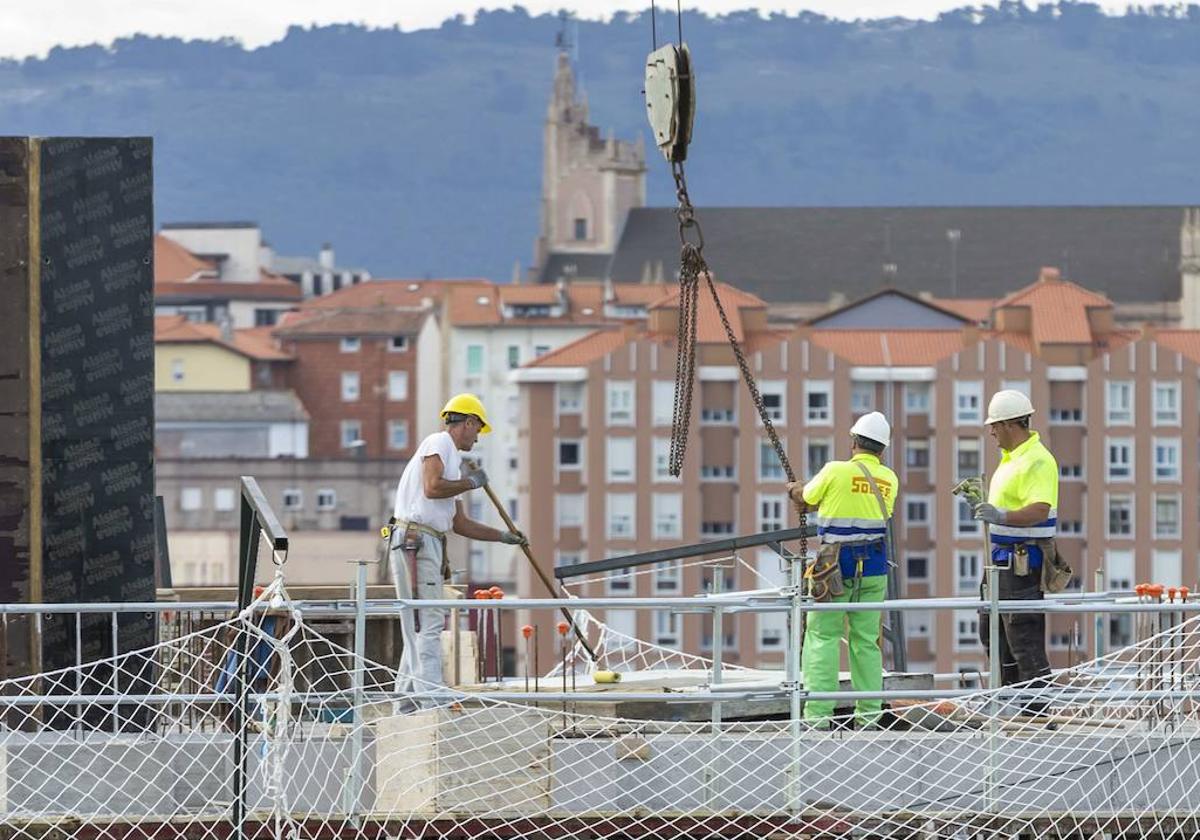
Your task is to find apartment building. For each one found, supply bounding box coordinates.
[513,270,1200,675]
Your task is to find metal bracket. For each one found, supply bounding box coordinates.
[644,43,695,163]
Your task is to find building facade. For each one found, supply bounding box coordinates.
[513,270,1200,675]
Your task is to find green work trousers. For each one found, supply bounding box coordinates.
[801,573,888,727]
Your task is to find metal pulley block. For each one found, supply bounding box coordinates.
[644,43,695,164]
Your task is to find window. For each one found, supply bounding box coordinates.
[652,437,677,482]
[316,488,337,511]
[606,381,635,425]
[760,381,786,423]
[1049,407,1083,423]
[534,344,550,358]
[700,464,735,479]
[557,382,584,414]
[759,441,785,481]
[1106,381,1133,424]
[574,217,588,241]
[652,494,682,540]
[758,494,786,532]
[905,438,930,469]
[507,345,521,369]
[653,561,681,592]
[465,344,484,376]
[904,382,931,414]
[701,406,735,424]
[1155,494,1181,539]
[1001,379,1030,397]
[341,371,360,401]
[955,610,979,649]
[806,438,831,474]
[254,309,279,327]
[905,497,930,526]
[558,439,581,470]
[908,610,932,639]
[954,381,982,424]
[955,551,980,593]
[556,494,584,529]
[1106,438,1133,481]
[906,555,929,582]
[214,488,235,512]
[389,335,409,353]
[171,358,185,382]
[340,337,360,353]
[282,489,303,511]
[607,493,636,539]
[653,610,679,647]
[606,437,636,482]
[756,550,787,650]
[1153,550,1183,586]
[1153,381,1180,425]
[606,554,634,594]
[701,521,736,536]
[1058,519,1083,536]
[956,437,981,480]
[1059,464,1083,480]
[1107,494,1133,538]
[957,499,979,535]
[652,381,676,426]
[605,608,637,640]
[180,487,202,512]
[387,371,408,401]
[1153,438,1180,481]
[851,382,874,415]
[340,420,362,449]
[388,420,409,450]
[805,381,832,424]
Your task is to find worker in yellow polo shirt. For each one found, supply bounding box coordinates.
[973,389,1059,696]
[787,411,897,730]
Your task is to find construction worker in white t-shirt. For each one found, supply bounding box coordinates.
[390,393,526,699]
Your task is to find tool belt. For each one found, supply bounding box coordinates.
[806,543,846,603]
[384,517,451,581]
[998,538,1072,594]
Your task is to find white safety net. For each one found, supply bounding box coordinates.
[4,581,1200,840]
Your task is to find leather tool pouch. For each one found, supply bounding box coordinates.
[806,543,845,602]
[1038,538,1073,594]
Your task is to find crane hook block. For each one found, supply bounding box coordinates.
[644,43,695,164]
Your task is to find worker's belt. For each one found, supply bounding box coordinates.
[382,517,447,541]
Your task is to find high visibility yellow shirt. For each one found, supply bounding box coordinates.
[802,453,898,544]
[987,431,1059,546]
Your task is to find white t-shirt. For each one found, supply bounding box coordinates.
[392,431,463,534]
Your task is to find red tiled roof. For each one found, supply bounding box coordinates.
[994,269,1112,346]
[302,278,481,310]
[808,329,967,366]
[273,308,429,338]
[154,235,216,283]
[525,328,634,367]
[649,280,767,343]
[1154,329,1200,364]
[155,280,302,301]
[931,297,995,324]
[154,315,293,361]
[444,282,673,327]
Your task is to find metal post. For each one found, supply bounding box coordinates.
[1093,566,1105,661]
[110,611,120,734]
[786,549,805,814]
[344,560,368,820]
[985,522,1000,814]
[710,565,724,728]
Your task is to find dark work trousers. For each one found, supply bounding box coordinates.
[978,565,1052,688]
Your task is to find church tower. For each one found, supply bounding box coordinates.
[530,51,646,283]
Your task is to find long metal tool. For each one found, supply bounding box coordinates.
[480,483,598,662]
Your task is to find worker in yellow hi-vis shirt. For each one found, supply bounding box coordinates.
[973,389,1059,696]
[787,411,897,730]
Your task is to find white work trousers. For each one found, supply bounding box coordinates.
[390,531,447,698]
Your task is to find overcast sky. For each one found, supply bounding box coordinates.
[0,1,1134,60]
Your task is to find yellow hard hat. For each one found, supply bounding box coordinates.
[441,393,492,434]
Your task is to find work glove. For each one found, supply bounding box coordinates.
[500,529,528,546]
[972,502,1007,526]
[464,465,489,489]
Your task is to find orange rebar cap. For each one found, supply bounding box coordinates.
[556,621,570,636]
[1169,587,1178,603]
[521,624,534,639]
[1135,584,1148,597]
[1149,584,1165,600]
[1181,586,1191,601]
[473,589,492,600]
[489,585,504,598]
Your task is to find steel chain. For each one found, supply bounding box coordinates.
[667,162,807,558]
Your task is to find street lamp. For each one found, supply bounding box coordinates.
[946,228,962,298]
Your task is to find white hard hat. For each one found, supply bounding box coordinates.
[985,389,1035,425]
[850,411,891,448]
